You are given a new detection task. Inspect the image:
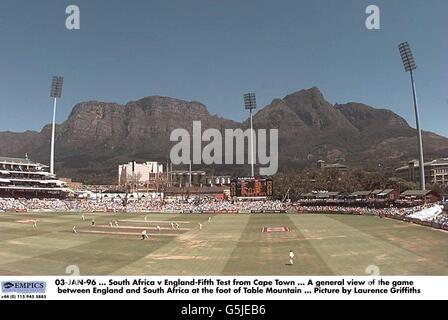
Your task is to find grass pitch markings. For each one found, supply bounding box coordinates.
[262,226,290,233]
[290,215,397,275]
[290,214,446,275]
[1,213,447,275]
[76,229,179,237]
[93,224,191,231]
[111,214,249,275]
[0,212,184,275]
[29,236,173,275]
[330,214,448,274]
[0,227,99,268]
[119,220,191,224]
[222,214,334,275]
[0,256,77,275]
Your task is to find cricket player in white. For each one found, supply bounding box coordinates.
[199,223,202,230]
[141,230,149,240]
[114,221,119,227]
[73,226,77,234]
[156,225,161,232]
[33,220,38,228]
[208,216,212,222]
[289,250,295,265]
[81,215,85,221]
[110,221,113,227]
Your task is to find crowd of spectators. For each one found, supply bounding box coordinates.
[0,197,447,230]
[0,197,286,213]
[433,212,448,228]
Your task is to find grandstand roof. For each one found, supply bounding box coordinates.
[301,191,340,199]
[316,192,340,198]
[171,170,206,175]
[0,157,46,166]
[377,189,395,196]
[323,163,348,169]
[302,192,314,197]
[396,158,448,171]
[165,186,225,194]
[350,191,372,197]
[400,190,434,196]
[321,192,340,197]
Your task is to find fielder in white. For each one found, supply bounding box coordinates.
[289,250,295,265]
[141,230,149,240]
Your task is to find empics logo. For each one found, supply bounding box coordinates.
[2,282,14,289]
[1,281,46,294]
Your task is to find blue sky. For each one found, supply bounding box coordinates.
[0,0,447,136]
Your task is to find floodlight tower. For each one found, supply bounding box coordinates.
[243,93,257,177]
[49,76,64,175]
[189,161,192,187]
[398,42,425,190]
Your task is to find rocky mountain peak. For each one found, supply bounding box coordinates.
[0,87,447,183]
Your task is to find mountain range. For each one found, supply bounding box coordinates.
[1,87,447,184]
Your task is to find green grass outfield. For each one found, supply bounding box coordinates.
[0,212,447,275]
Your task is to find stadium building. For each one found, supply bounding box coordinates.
[317,160,349,171]
[395,158,448,185]
[118,161,164,187]
[0,156,71,198]
[170,170,206,187]
[398,189,440,204]
[169,172,231,188]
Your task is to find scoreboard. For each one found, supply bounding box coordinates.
[230,177,273,198]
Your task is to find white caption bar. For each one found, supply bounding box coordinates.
[0,276,446,300]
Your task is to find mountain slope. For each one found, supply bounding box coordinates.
[0,88,447,183]
[252,88,448,169]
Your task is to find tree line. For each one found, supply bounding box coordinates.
[273,168,447,200]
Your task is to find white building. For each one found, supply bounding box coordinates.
[118,161,164,186]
